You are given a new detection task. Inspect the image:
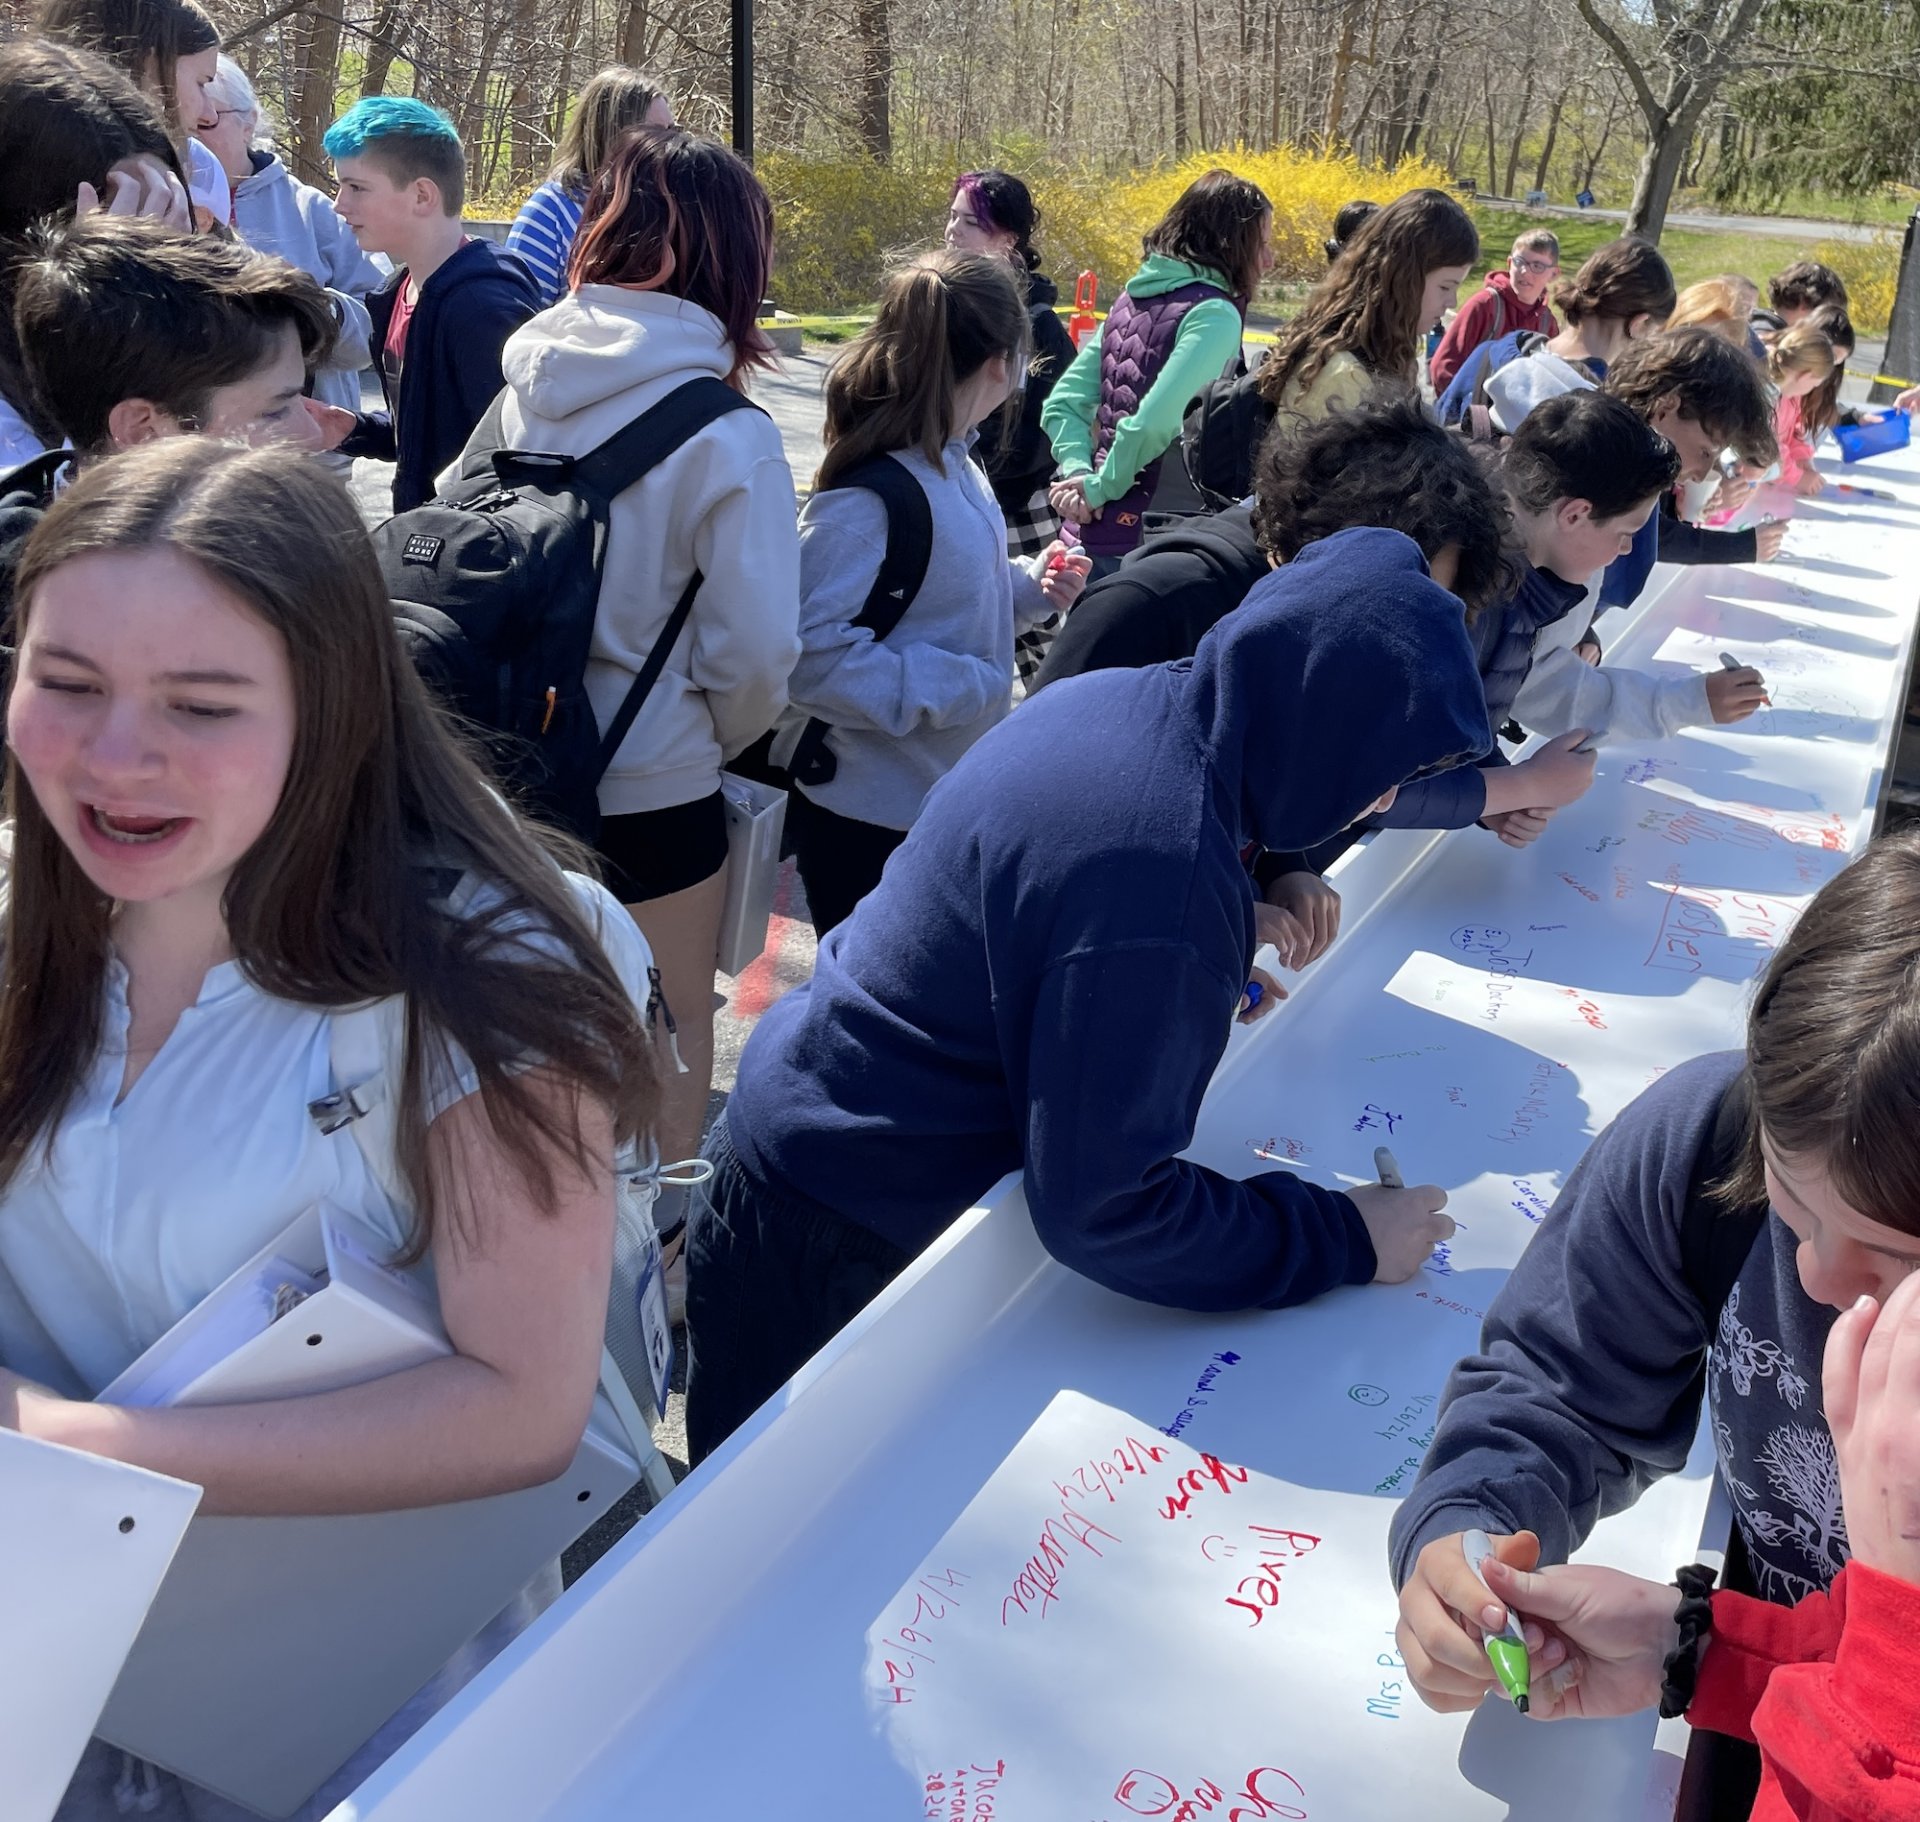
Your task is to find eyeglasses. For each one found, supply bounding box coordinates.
[1513,257,1560,276]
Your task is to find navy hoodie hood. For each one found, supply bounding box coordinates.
[1185,525,1492,853]
[724,521,1493,1322]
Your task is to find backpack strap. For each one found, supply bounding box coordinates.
[491,377,767,794]
[1487,287,1506,346]
[568,376,761,501]
[1678,1070,1770,1328]
[787,454,935,789]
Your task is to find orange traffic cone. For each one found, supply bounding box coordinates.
[1069,270,1099,349]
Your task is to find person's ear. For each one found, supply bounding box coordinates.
[413,176,440,216]
[1627,312,1654,340]
[1556,497,1594,531]
[106,398,178,449]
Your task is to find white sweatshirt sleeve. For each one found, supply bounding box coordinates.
[1512,583,1713,742]
[1012,552,1054,633]
[685,448,804,759]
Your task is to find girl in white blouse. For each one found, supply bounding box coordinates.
[0,438,658,1815]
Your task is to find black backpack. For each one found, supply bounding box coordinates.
[1180,360,1274,511]
[374,377,761,840]
[784,454,934,788]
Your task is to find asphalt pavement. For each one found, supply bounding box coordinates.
[1476,192,1900,245]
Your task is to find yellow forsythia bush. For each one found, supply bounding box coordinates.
[1816,234,1898,338]
[756,145,1456,314]
[1110,146,1456,288]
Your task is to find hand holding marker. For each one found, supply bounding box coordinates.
[1462,1529,1532,1712]
[1721,650,1769,694]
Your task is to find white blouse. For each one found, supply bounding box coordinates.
[0,872,652,1399]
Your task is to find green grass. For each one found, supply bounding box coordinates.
[790,210,1883,348]
[1675,183,1919,229]
[1469,206,1816,293]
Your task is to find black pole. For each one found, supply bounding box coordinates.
[1871,206,1920,405]
[731,0,753,159]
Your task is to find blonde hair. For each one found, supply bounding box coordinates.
[818,249,1026,490]
[1667,278,1747,344]
[551,65,668,191]
[1767,320,1837,389]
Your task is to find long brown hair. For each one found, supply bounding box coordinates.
[35,0,219,140]
[569,126,774,389]
[551,65,667,191]
[1258,187,1477,406]
[817,248,1026,490]
[1718,831,1920,1233]
[1141,168,1271,305]
[1800,301,1854,441]
[1,440,656,1257]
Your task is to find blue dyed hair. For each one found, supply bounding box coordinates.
[323,97,465,213]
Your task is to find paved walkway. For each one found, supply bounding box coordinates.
[1477,192,1899,245]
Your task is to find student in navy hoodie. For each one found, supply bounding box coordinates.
[684,526,1491,1459]
[312,97,538,512]
[1390,832,1920,1805]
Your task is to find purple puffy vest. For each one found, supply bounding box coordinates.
[1082,279,1234,555]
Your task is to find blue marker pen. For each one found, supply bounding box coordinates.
[1242,980,1264,1012]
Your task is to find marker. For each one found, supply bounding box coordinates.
[1462,1529,1531,1713]
[1241,980,1264,1013]
[1373,1146,1403,1188]
[1834,482,1893,500]
[1719,651,1745,672]
[1571,729,1605,755]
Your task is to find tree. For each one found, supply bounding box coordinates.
[1571,0,1769,238]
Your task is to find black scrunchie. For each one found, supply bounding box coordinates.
[1658,1563,1719,1718]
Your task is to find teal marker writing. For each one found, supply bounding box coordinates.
[1462,1528,1530,1713]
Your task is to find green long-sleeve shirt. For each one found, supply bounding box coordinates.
[1040,254,1242,508]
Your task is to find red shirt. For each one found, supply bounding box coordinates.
[1691,1563,1920,1821]
[1429,271,1559,394]
[382,280,419,402]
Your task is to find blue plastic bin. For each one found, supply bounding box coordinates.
[1834,411,1911,463]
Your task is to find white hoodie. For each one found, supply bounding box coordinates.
[481,288,802,817]
[1486,347,1714,743]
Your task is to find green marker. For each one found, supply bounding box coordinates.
[1462,1528,1530,1713]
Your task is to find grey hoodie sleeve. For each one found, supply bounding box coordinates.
[303,188,383,375]
[787,490,1008,737]
[1386,1052,1740,1586]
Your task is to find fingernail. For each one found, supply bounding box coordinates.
[1480,1603,1504,1630]
[1856,1294,1878,1313]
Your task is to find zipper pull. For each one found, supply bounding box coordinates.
[645,965,689,1075]
[540,686,557,735]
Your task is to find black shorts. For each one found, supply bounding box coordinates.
[594,790,729,904]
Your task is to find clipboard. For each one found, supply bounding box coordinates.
[92,1203,643,1818]
[0,1430,200,1822]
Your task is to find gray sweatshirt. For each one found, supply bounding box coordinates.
[775,441,1051,830]
[230,150,383,436]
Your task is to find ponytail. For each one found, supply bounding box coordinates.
[818,249,1027,489]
